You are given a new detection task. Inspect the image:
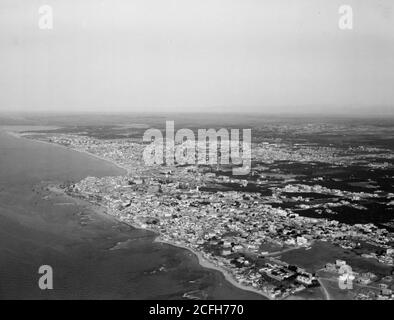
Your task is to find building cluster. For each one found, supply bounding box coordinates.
[29,132,394,300]
[325,259,394,300]
[68,169,394,298]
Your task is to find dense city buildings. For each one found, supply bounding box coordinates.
[18,121,394,300]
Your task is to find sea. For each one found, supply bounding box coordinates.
[0,128,263,299]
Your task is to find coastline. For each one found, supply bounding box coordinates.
[154,238,271,299]
[53,182,271,299]
[5,128,271,300]
[5,130,129,175]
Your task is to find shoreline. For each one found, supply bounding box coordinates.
[57,183,271,299]
[4,130,129,175]
[5,128,271,300]
[154,238,271,299]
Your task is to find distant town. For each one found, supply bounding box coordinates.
[17,122,394,300]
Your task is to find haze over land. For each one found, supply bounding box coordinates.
[0,0,393,115]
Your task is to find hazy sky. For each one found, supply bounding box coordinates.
[0,0,393,114]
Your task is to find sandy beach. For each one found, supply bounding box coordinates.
[154,238,272,299]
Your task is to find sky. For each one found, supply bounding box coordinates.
[0,0,393,114]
